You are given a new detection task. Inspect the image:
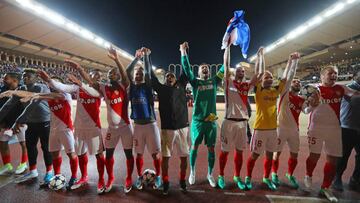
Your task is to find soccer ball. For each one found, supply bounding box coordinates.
[142,169,156,188]
[49,174,66,190]
[300,84,320,100]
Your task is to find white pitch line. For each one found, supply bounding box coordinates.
[224,192,246,196]
[265,194,355,203]
[187,189,206,193]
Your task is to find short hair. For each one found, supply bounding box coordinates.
[320,66,338,76]
[134,66,144,72]
[23,68,37,75]
[5,72,21,81]
[165,71,175,76]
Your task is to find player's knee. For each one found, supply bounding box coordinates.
[251,152,260,160]
[151,153,160,160]
[290,152,298,159]
[309,152,321,160]
[106,148,115,158]
[124,149,133,159]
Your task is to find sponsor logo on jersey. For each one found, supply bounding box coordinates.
[198,84,214,91]
[50,103,63,111]
[320,97,342,104]
[132,97,146,104]
[263,95,277,102]
[80,98,97,104]
[110,97,123,105]
[229,87,248,95]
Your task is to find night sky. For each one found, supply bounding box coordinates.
[38,0,337,68]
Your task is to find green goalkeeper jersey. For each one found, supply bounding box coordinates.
[181,55,224,121]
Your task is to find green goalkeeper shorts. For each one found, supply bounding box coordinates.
[190,120,217,147]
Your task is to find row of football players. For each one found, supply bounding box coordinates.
[0,42,359,200]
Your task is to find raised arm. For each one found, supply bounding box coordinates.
[150,68,162,92]
[180,42,196,83]
[126,49,142,82]
[20,92,66,103]
[67,74,101,97]
[282,52,300,83]
[223,46,231,81]
[142,47,152,85]
[108,46,130,87]
[65,59,96,87]
[255,47,265,75]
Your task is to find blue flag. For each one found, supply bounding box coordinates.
[221,10,250,59]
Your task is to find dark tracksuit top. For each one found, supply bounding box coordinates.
[150,71,189,130]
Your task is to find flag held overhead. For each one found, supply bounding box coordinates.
[221,10,250,59]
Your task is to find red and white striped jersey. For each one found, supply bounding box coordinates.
[47,93,73,131]
[308,84,354,130]
[50,80,101,134]
[278,90,306,130]
[224,79,250,120]
[99,83,130,128]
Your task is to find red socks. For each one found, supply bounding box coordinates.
[234,151,243,177]
[21,152,28,164]
[78,153,88,178]
[46,164,52,172]
[219,151,229,176]
[105,156,115,180]
[96,154,105,181]
[30,164,37,171]
[321,162,336,189]
[53,156,62,175]
[153,158,161,176]
[126,157,134,180]
[264,158,272,178]
[306,157,317,177]
[70,156,78,179]
[246,156,256,177]
[136,156,144,176]
[180,170,186,181]
[272,159,279,173]
[1,154,11,165]
[288,158,298,175]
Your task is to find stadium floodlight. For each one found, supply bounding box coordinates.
[94,37,104,46]
[307,16,323,27]
[80,29,94,40]
[8,0,144,69]
[324,2,345,17]
[347,0,358,4]
[66,22,80,33]
[244,0,359,64]
[44,10,65,26]
[265,44,276,53]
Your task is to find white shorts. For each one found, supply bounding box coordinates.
[307,128,342,157]
[250,129,278,154]
[134,122,161,155]
[49,128,75,154]
[104,124,133,150]
[76,135,104,155]
[161,127,190,157]
[220,120,247,152]
[0,125,27,142]
[277,127,300,153]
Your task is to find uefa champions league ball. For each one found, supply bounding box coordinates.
[300,84,320,100]
[142,169,156,188]
[49,174,66,190]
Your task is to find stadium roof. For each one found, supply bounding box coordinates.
[0,0,138,70]
[246,0,360,70]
